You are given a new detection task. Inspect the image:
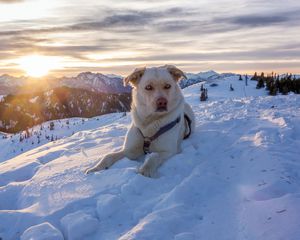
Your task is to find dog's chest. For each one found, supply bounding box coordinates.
[146,122,183,153]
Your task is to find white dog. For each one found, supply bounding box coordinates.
[85,65,195,177]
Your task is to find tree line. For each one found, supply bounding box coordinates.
[252,72,300,96]
[0,86,131,133]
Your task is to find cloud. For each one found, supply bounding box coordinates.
[0,0,23,3]
[1,1,300,75]
[155,19,240,36]
[88,46,300,63]
[227,15,289,27]
[0,32,142,61]
[0,7,187,37]
[0,7,195,36]
[217,8,300,27]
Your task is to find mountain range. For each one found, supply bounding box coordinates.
[0,70,239,96]
[0,72,131,95]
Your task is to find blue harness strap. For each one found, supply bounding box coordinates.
[183,114,192,140]
[138,114,192,154]
[138,116,183,154]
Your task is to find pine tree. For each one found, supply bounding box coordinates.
[265,76,274,91]
[269,82,277,96]
[251,72,258,81]
[239,75,242,81]
[200,89,208,101]
[282,85,289,95]
[256,78,265,89]
[200,91,206,101]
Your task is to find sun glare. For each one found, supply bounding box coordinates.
[18,55,61,77]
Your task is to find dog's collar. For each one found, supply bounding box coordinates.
[138,116,181,154]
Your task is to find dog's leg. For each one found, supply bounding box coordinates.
[138,151,174,178]
[85,125,144,174]
[85,150,125,174]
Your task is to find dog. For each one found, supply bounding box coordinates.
[85,65,195,177]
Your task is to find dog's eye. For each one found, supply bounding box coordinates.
[164,84,171,89]
[145,85,153,91]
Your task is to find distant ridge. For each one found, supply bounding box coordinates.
[0,72,130,95]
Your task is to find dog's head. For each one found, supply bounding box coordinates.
[124,65,186,115]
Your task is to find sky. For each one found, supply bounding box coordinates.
[0,0,300,77]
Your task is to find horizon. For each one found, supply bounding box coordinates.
[2,69,300,80]
[0,0,300,77]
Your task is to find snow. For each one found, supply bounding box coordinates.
[59,72,130,93]
[44,90,53,97]
[61,211,99,240]
[0,77,300,240]
[29,96,39,103]
[96,194,125,220]
[0,114,126,163]
[21,222,64,240]
[0,95,5,102]
[185,70,218,81]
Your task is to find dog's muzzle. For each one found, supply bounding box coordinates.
[156,97,168,112]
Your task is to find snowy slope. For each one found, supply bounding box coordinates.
[0,113,126,163]
[0,78,300,240]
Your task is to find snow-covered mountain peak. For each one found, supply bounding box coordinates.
[197,69,218,77]
[57,72,130,94]
[0,72,130,95]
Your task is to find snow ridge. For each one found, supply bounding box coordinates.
[0,77,300,240]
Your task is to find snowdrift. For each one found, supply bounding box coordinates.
[0,77,300,240]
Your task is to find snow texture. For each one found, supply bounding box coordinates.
[0,75,300,240]
[29,96,39,103]
[0,95,5,102]
[20,222,64,240]
[60,211,99,240]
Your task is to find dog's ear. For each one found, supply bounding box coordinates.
[123,67,146,87]
[165,65,187,82]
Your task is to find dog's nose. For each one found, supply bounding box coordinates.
[156,97,168,108]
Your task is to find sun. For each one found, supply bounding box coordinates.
[18,55,60,77]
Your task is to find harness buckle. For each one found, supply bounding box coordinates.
[143,137,151,154]
[139,115,182,154]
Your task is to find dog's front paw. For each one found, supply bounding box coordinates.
[85,166,104,174]
[85,167,97,174]
[85,159,111,174]
[138,163,156,178]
